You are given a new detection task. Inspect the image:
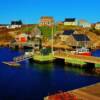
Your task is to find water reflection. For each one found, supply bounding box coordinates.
[32,63,54,72]
[64,65,100,77]
[64,66,84,74]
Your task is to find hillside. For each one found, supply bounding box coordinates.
[0,25,100,48]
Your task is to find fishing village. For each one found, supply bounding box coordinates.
[0,17,100,100]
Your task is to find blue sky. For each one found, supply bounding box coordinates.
[0,0,100,24]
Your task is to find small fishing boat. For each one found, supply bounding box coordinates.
[2,61,20,67]
[76,47,91,56]
[71,47,91,56]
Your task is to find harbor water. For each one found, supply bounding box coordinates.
[0,47,100,100]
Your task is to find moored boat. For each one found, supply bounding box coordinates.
[71,47,91,56]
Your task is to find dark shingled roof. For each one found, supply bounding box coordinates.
[65,18,75,22]
[63,30,75,35]
[73,34,90,41]
[11,20,22,25]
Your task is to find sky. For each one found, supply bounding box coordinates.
[0,0,100,24]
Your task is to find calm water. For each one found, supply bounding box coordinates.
[0,47,100,100]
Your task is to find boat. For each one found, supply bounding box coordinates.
[76,47,91,56]
[71,47,91,56]
[2,61,20,67]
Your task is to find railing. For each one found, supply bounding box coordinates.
[13,52,33,62]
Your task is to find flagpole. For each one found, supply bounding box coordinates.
[51,25,54,56]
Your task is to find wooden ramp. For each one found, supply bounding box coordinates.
[13,52,33,62]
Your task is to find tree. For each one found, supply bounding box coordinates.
[38,26,57,38]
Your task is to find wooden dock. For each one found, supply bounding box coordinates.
[54,53,100,64]
[68,83,100,100]
[44,83,100,100]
